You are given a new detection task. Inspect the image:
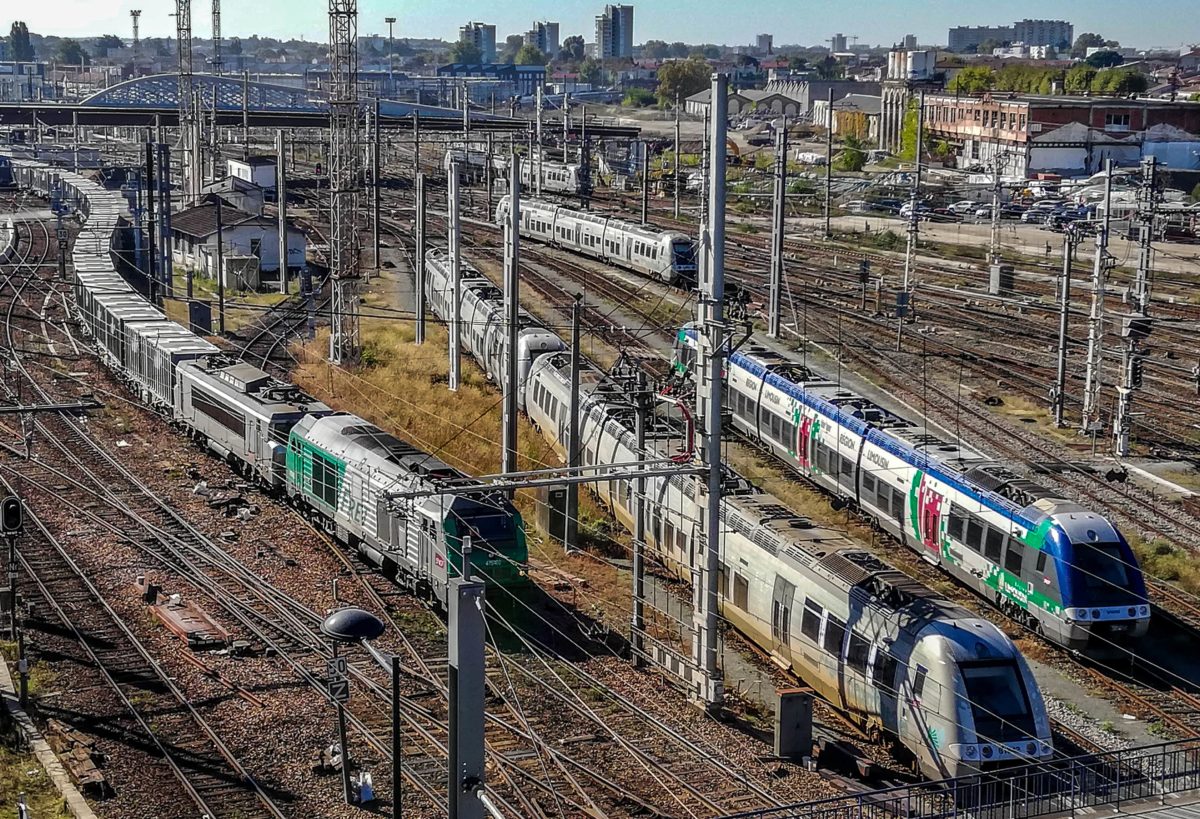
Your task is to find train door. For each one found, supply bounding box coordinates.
[771,576,796,662]
[797,414,813,471]
[916,475,943,565]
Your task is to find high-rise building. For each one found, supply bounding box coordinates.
[1012,19,1073,48]
[831,33,848,53]
[756,33,773,55]
[595,4,634,59]
[902,33,917,50]
[525,21,560,57]
[458,21,497,63]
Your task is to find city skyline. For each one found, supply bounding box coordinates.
[6,0,1197,50]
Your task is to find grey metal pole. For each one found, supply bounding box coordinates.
[897,89,925,352]
[631,369,647,667]
[485,132,493,212]
[768,121,787,338]
[332,643,354,805]
[391,654,402,819]
[1133,156,1156,316]
[277,129,288,294]
[694,72,727,712]
[989,152,1002,265]
[373,97,381,277]
[415,172,426,344]
[823,87,833,239]
[241,70,249,159]
[412,112,420,178]
[1053,233,1073,427]
[144,140,158,301]
[535,84,543,197]
[157,142,175,300]
[215,196,225,335]
[501,156,521,477]
[448,163,461,392]
[640,140,648,225]
[447,579,486,819]
[1080,159,1112,433]
[673,92,681,220]
[564,295,581,552]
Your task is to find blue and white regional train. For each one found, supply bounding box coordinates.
[496,196,697,285]
[442,146,581,195]
[423,247,1055,779]
[674,328,1150,652]
[13,159,529,608]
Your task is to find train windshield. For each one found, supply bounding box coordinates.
[961,661,1036,742]
[672,240,697,270]
[455,513,517,553]
[1070,541,1135,603]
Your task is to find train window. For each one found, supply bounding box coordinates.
[872,651,898,693]
[985,527,1004,562]
[841,456,854,480]
[823,614,846,654]
[847,632,870,674]
[1004,539,1024,575]
[719,564,729,599]
[772,598,791,644]
[890,487,905,521]
[1036,550,1047,573]
[664,520,676,551]
[733,573,749,609]
[862,472,876,495]
[912,665,928,701]
[948,505,966,542]
[801,600,822,641]
[966,519,984,552]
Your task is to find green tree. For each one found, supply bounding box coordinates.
[515,44,548,66]
[788,55,808,71]
[656,57,710,106]
[947,65,995,93]
[667,41,690,58]
[977,37,1005,54]
[498,34,524,64]
[898,98,924,162]
[622,87,656,107]
[1190,182,1200,202]
[448,40,482,64]
[8,21,34,61]
[228,36,242,55]
[1064,64,1097,93]
[578,57,602,86]
[834,135,867,172]
[558,34,585,62]
[56,38,90,66]
[94,34,123,53]
[1071,32,1118,58]
[643,39,669,59]
[1091,68,1147,95]
[1086,50,1124,68]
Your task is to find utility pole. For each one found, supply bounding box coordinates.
[215,196,225,335]
[1080,159,1113,436]
[447,578,486,819]
[157,142,175,300]
[143,139,157,300]
[1052,229,1076,427]
[241,70,250,159]
[501,156,521,477]
[130,9,142,50]
[327,0,362,366]
[414,172,426,344]
[630,368,650,667]
[897,89,924,352]
[447,162,461,391]
[211,0,222,76]
[823,87,833,239]
[988,151,1003,265]
[385,16,396,83]
[640,140,649,225]
[175,0,197,203]
[768,120,787,338]
[673,91,681,220]
[564,295,581,552]
[1114,156,1157,456]
[373,96,381,277]
[692,72,727,713]
[412,112,420,177]
[535,84,544,197]
[277,130,289,294]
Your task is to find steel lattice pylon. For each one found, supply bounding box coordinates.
[211,0,222,75]
[176,0,197,202]
[328,0,361,365]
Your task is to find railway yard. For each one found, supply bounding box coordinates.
[3,68,1200,819]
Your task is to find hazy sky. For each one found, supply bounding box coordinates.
[14,0,1199,50]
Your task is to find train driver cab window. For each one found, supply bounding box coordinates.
[948,505,966,542]
[801,599,822,641]
[912,664,928,703]
[1036,550,1048,573]
[872,650,898,694]
[733,573,749,609]
[847,632,870,674]
[985,527,1004,562]
[1004,539,1024,575]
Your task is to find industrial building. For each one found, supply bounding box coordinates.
[170,197,307,289]
[921,92,1200,176]
[595,5,634,59]
[459,21,498,63]
[948,19,1073,52]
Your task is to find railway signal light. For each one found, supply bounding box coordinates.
[1130,357,1145,389]
[859,259,870,284]
[1,496,21,534]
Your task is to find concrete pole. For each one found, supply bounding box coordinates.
[897,89,925,352]
[564,295,581,552]
[415,172,427,345]
[331,643,354,805]
[693,72,727,712]
[501,156,521,477]
[215,196,225,335]
[989,152,1002,265]
[373,97,382,278]
[277,130,288,294]
[631,369,647,667]
[673,92,681,220]
[1080,159,1112,434]
[823,87,833,239]
[640,140,649,225]
[448,163,462,392]
[412,112,420,178]
[1053,233,1074,427]
[144,140,158,302]
[535,84,543,197]
[241,70,250,159]
[157,142,177,300]
[391,654,402,819]
[447,578,485,819]
[768,121,787,338]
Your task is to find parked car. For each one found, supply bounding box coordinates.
[927,207,961,223]
[843,200,873,213]
[899,202,932,219]
[871,198,904,214]
[948,200,978,215]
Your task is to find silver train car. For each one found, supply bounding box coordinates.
[518,158,581,195]
[495,195,697,285]
[422,248,565,409]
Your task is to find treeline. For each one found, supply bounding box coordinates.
[948,64,1149,96]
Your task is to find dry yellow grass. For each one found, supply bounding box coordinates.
[163,270,293,333]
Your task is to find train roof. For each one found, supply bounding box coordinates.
[182,357,330,416]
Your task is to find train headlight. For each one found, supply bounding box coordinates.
[1075,609,1088,620]
[1138,605,1150,617]
[1027,742,1037,756]
[964,745,977,759]
[981,745,994,759]
[1091,609,1101,619]
[1128,607,1136,617]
